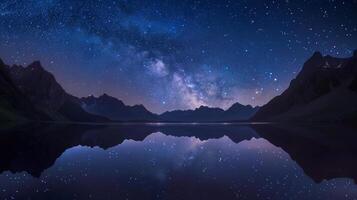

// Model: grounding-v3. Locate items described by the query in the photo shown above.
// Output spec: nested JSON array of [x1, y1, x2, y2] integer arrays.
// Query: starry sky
[[0, 0, 356, 113]]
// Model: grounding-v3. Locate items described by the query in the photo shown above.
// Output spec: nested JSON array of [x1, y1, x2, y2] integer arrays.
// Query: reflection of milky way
[[1, 131, 357, 200], [1, 1, 357, 113]]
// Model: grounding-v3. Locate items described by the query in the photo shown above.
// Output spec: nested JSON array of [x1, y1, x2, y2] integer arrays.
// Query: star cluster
[[0, 0, 356, 113]]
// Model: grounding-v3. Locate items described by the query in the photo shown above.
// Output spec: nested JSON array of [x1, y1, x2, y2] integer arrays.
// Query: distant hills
[[0, 58, 257, 122], [252, 50, 357, 122], [80, 94, 158, 121], [159, 103, 258, 122], [1, 50, 356, 123], [79, 94, 258, 122]]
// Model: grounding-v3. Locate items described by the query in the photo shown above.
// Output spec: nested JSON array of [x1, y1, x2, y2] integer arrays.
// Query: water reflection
[[0, 123, 356, 199], [254, 124, 357, 184]]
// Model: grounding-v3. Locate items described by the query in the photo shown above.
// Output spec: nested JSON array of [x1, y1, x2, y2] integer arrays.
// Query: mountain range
[[159, 103, 258, 122], [253, 50, 357, 122], [79, 93, 258, 122], [0, 59, 107, 122], [1, 50, 356, 123], [80, 94, 158, 121], [0, 58, 257, 122]]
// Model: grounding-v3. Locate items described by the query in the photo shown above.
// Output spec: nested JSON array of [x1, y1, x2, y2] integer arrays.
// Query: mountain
[[252, 50, 357, 122], [0, 59, 49, 121], [80, 94, 158, 121], [80, 94, 257, 122], [0, 59, 107, 122], [8, 62, 69, 120], [1, 58, 257, 122], [159, 106, 225, 122], [159, 103, 258, 122], [224, 102, 259, 120]]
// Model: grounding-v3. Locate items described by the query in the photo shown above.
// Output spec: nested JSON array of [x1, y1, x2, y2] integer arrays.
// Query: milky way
[[0, 0, 356, 113]]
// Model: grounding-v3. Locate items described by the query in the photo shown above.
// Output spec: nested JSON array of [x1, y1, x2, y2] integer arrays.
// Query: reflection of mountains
[[253, 124, 357, 183], [0, 124, 257, 177], [1, 123, 357, 183]]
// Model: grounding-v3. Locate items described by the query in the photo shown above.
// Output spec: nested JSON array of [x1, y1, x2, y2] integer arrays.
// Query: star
[[0, 0, 355, 112]]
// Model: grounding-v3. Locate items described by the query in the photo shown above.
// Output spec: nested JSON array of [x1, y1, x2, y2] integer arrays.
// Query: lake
[[0, 123, 357, 200]]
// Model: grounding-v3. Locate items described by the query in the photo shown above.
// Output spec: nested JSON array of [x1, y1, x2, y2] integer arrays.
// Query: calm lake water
[[0, 123, 357, 200]]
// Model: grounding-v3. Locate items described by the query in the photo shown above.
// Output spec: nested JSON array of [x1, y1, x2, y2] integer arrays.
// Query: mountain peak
[[195, 105, 217, 111], [252, 50, 357, 122], [297, 51, 326, 77], [28, 61, 44, 71], [228, 102, 244, 108], [100, 93, 110, 98], [312, 51, 323, 58], [227, 102, 255, 111], [132, 104, 146, 109], [197, 105, 207, 109], [307, 51, 324, 64], [98, 93, 122, 102], [92, 93, 125, 107], [80, 94, 156, 121]]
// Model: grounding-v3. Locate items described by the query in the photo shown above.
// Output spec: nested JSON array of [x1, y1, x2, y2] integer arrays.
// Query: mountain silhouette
[[80, 93, 257, 122], [0, 60, 108, 122], [80, 94, 158, 121], [223, 102, 259, 120], [252, 50, 357, 122], [1, 58, 256, 122], [159, 104, 258, 122], [0, 59, 50, 120]]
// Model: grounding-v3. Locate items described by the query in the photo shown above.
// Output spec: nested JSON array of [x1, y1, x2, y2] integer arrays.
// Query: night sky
[[0, 0, 356, 113]]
